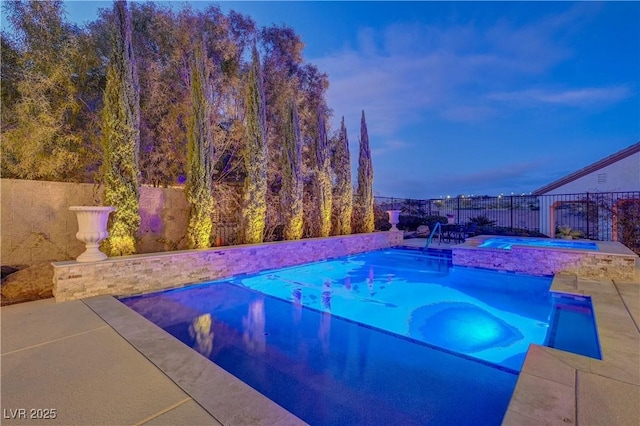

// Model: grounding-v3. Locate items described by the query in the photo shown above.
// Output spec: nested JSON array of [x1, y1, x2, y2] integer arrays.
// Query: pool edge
[[502, 274, 640, 425], [82, 295, 308, 426]]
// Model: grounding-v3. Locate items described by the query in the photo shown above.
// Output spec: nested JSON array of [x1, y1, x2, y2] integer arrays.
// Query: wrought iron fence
[[213, 222, 239, 246], [375, 192, 640, 252]]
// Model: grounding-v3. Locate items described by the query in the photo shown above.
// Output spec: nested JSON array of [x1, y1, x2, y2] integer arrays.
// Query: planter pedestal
[[386, 210, 401, 231], [70, 206, 115, 262]]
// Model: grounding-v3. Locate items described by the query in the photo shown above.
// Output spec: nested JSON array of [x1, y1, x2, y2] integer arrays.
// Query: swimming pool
[[121, 248, 600, 425], [479, 237, 599, 251], [230, 248, 552, 371]]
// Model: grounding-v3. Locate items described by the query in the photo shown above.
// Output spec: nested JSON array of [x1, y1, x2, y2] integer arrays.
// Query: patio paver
[[0, 298, 222, 426]]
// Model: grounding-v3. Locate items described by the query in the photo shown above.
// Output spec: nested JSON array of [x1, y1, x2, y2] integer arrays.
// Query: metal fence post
[[510, 196, 514, 230], [586, 192, 590, 238]]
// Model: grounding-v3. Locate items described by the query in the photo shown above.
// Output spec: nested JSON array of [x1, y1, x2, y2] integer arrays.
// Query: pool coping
[[87, 270, 639, 426], [501, 273, 639, 425], [82, 295, 308, 425], [458, 235, 637, 257], [453, 235, 638, 281]]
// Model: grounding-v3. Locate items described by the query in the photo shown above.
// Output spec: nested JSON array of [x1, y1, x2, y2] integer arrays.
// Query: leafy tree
[[1, 1, 83, 180], [1, 35, 21, 125], [259, 25, 306, 239], [129, 2, 188, 187], [201, 6, 255, 189], [355, 110, 374, 233], [241, 45, 268, 243], [281, 95, 304, 240], [331, 116, 353, 235], [101, 0, 141, 256], [297, 63, 330, 237]]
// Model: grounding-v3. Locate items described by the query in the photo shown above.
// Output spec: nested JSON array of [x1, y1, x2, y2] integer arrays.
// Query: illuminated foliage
[[314, 106, 332, 237], [241, 46, 268, 244], [259, 26, 303, 241], [281, 95, 304, 240], [296, 64, 331, 238], [185, 40, 215, 249], [2, 3, 347, 247], [1, 1, 82, 181], [101, 0, 141, 256], [332, 116, 353, 235], [356, 110, 374, 233]]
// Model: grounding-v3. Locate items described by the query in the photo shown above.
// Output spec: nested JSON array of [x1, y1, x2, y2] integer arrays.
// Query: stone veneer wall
[[452, 246, 636, 280], [52, 231, 404, 302]]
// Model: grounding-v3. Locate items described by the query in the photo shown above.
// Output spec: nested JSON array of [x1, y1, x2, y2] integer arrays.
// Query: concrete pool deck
[[1, 245, 638, 425]]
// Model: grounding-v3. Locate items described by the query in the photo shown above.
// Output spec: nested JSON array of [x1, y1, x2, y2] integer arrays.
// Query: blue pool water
[[545, 293, 602, 359], [121, 248, 601, 425], [479, 237, 599, 251], [232, 249, 552, 372]]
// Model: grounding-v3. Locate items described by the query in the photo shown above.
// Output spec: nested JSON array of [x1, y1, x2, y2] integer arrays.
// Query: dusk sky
[[60, 1, 640, 198]]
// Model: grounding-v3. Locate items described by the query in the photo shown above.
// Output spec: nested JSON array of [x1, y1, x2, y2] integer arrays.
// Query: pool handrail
[[424, 222, 441, 250]]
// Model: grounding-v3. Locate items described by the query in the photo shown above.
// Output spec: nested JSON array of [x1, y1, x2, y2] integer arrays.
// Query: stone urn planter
[[386, 210, 401, 231], [70, 206, 115, 262]]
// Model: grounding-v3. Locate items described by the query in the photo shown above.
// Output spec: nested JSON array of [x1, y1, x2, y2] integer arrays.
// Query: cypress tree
[[282, 95, 304, 240], [241, 46, 268, 244], [185, 40, 214, 249], [101, 0, 140, 256], [356, 110, 374, 233], [332, 116, 353, 235], [315, 106, 332, 237]]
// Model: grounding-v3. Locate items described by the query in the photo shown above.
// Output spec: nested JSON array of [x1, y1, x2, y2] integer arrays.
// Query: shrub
[[395, 214, 447, 231], [468, 216, 497, 227], [374, 205, 391, 231], [476, 226, 548, 238]]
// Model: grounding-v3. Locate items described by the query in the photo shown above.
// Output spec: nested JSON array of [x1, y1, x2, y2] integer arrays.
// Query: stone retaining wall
[[453, 245, 636, 280], [52, 231, 403, 302]]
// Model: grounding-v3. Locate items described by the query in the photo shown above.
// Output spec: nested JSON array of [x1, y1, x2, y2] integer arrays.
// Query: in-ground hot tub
[[479, 237, 599, 251], [454, 236, 637, 280]]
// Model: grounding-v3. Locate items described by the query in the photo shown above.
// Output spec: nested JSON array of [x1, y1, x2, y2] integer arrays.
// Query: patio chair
[[461, 223, 478, 241]]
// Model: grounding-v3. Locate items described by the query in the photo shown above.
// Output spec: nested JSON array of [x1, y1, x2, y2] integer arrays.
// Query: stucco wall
[[545, 151, 640, 194], [52, 231, 404, 302], [1, 178, 190, 265]]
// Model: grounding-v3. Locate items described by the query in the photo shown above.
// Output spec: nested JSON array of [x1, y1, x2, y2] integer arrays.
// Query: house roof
[[532, 141, 640, 195]]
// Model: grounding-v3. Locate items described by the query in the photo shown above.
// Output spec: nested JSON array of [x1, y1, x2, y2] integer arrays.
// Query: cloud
[[312, 4, 603, 138], [440, 106, 497, 123], [487, 86, 633, 107], [371, 139, 411, 156], [305, 3, 636, 199]]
